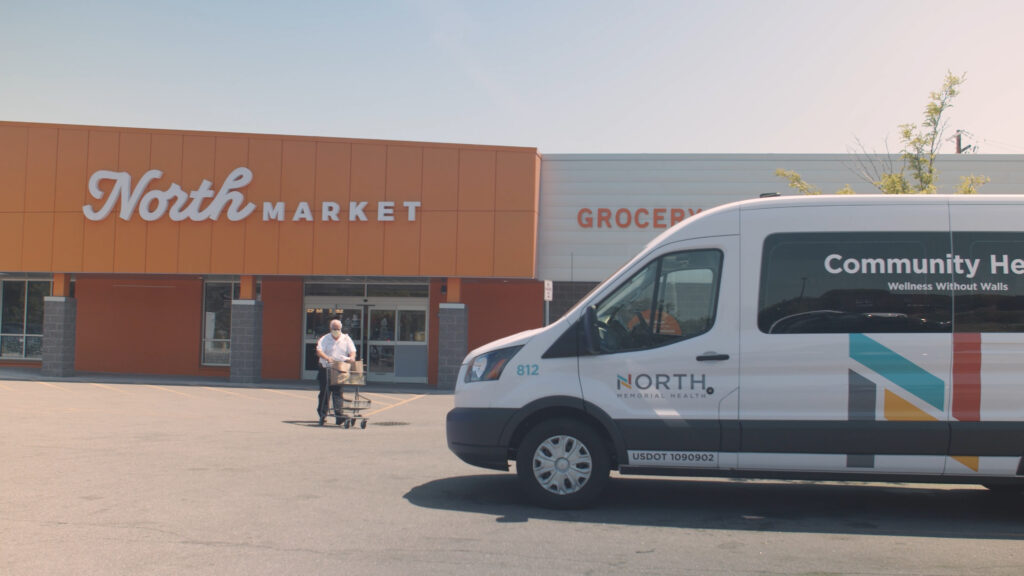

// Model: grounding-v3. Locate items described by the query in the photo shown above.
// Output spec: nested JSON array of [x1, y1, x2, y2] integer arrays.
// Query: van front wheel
[[516, 418, 610, 509]]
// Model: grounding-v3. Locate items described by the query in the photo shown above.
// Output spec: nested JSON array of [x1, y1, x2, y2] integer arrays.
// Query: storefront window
[[398, 310, 426, 342], [367, 284, 429, 298], [370, 310, 396, 341], [1, 280, 51, 359], [305, 306, 348, 340], [202, 281, 241, 366], [304, 283, 365, 297]]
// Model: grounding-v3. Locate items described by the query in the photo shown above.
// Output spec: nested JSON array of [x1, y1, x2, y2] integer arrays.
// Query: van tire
[[515, 418, 610, 509]]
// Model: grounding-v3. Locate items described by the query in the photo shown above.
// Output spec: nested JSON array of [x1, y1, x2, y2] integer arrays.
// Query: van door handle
[[696, 353, 730, 361]]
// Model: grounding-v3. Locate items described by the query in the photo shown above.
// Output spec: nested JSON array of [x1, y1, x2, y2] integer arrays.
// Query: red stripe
[[953, 333, 982, 422]]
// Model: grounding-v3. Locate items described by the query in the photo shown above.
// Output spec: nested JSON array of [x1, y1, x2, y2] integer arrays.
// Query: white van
[[446, 195, 1024, 508]]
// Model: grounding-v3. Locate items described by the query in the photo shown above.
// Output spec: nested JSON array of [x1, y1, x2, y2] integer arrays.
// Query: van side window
[[758, 232, 952, 334], [953, 232, 1024, 332], [592, 250, 722, 353]]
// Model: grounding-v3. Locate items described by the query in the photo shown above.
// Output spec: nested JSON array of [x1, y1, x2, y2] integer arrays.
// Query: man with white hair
[[315, 318, 357, 425]]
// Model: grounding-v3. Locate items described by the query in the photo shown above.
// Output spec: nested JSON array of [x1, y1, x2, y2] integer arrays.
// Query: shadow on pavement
[[405, 473, 1024, 538], [282, 420, 378, 429]]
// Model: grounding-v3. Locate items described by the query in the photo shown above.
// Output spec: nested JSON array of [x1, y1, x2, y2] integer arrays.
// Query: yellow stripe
[[263, 388, 310, 400], [364, 394, 424, 417], [150, 385, 194, 397], [202, 386, 256, 399], [362, 392, 400, 406], [35, 380, 69, 391], [0, 381, 15, 391], [92, 383, 130, 394]]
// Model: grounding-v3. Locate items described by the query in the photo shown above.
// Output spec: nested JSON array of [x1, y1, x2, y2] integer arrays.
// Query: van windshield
[[558, 249, 655, 323]]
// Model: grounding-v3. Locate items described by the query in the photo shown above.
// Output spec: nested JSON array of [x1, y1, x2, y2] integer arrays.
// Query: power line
[[947, 130, 1024, 154], [977, 138, 1024, 154]]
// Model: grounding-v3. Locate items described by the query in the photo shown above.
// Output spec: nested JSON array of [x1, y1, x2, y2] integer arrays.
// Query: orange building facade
[[0, 121, 543, 386]]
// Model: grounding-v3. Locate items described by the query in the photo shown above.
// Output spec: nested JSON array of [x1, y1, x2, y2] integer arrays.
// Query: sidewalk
[[0, 365, 451, 394]]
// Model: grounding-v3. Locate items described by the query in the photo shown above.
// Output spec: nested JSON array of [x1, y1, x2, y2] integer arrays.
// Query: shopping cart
[[327, 360, 370, 429]]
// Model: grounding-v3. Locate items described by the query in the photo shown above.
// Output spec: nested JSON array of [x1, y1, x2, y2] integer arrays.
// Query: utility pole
[[954, 130, 974, 154]]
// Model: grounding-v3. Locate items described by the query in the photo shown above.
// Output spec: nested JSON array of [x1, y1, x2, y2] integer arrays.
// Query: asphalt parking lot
[[3, 373, 1024, 576]]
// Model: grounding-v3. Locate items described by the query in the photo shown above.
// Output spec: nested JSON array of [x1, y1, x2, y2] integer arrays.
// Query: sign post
[[543, 280, 553, 325]]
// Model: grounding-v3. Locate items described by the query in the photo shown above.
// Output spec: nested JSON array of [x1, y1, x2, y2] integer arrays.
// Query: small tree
[[956, 174, 990, 195], [777, 71, 987, 195], [884, 71, 964, 194], [775, 169, 821, 195]]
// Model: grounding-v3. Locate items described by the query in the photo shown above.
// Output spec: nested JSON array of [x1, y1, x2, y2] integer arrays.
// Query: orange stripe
[[951, 455, 980, 472], [884, 390, 937, 421]]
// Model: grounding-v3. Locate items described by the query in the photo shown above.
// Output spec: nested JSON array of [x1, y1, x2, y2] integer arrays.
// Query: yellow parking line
[[364, 394, 424, 417], [203, 386, 261, 399], [92, 383, 130, 394], [362, 392, 401, 405], [264, 388, 310, 400], [150, 385, 195, 397], [0, 381, 14, 391], [35, 380, 69, 391]]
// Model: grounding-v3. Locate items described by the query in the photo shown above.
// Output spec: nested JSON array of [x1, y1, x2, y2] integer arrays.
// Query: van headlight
[[465, 346, 523, 383]]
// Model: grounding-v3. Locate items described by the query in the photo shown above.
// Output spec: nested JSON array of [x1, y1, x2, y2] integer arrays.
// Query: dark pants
[[317, 365, 342, 422]]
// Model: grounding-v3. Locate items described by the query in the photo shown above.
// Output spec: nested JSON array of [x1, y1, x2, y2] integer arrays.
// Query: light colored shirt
[[316, 332, 357, 368]]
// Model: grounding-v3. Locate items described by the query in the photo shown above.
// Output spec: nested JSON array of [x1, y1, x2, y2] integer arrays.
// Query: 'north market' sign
[[84, 167, 421, 223]]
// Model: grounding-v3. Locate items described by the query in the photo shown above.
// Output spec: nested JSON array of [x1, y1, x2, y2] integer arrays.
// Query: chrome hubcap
[[532, 434, 592, 495]]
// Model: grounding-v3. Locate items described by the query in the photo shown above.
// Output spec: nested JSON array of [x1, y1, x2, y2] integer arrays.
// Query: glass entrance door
[[302, 296, 428, 384], [303, 298, 363, 380], [366, 304, 428, 383], [366, 301, 425, 381]]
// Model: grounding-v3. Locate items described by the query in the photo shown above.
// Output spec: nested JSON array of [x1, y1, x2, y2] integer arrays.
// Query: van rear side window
[[758, 232, 952, 334], [953, 232, 1024, 332]]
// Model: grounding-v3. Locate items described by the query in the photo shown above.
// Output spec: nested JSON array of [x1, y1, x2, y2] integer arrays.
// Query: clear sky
[[2, 0, 1023, 154]]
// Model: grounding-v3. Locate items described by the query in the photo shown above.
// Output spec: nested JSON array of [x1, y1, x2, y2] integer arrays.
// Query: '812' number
[[515, 364, 539, 376]]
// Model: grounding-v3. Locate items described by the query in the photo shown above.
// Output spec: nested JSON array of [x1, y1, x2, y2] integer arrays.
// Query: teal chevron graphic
[[849, 333, 945, 411]]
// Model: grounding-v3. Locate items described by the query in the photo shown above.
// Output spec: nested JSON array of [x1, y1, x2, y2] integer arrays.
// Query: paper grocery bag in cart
[[328, 360, 350, 385], [348, 360, 366, 386]]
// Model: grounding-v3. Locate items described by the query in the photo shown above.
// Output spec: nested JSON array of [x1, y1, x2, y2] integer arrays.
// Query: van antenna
[[571, 251, 578, 356]]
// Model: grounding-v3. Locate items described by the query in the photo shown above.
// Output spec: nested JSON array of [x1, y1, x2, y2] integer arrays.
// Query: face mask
[[331, 329, 342, 338]]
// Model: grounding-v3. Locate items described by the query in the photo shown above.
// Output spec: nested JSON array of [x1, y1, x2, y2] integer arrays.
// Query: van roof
[[736, 193, 1024, 211], [648, 193, 1024, 248]]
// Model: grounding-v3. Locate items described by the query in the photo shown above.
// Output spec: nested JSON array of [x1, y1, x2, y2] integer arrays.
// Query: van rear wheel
[[516, 418, 610, 509]]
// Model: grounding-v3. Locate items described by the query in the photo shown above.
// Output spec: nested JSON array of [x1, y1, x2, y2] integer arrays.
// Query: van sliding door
[[948, 202, 1024, 478], [739, 202, 952, 477]]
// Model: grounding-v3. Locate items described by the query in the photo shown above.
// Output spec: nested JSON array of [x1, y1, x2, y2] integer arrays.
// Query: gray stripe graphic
[[848, 369, 876, 468]]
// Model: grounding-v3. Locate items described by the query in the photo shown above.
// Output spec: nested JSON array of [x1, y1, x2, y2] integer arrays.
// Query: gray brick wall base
[[437, 304, 468, 390], [229, 300, 263, 384], [41, 297, 77, 377]]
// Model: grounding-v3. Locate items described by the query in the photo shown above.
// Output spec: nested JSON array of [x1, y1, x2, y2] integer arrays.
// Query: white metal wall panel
[[537, 154, 1024, 282]]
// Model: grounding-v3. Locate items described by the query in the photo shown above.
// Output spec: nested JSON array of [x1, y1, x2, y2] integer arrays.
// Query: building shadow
[[404, 473, 1024, 538]]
